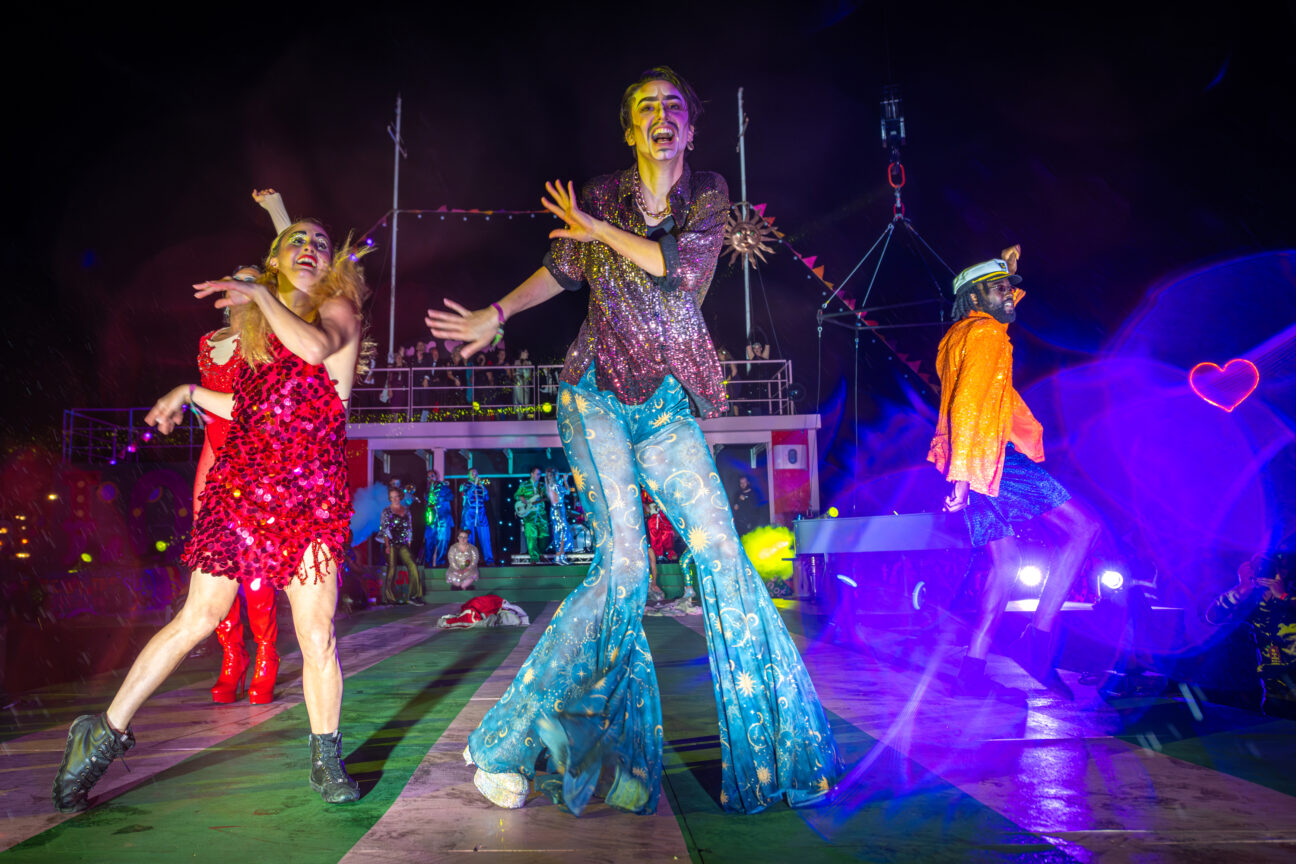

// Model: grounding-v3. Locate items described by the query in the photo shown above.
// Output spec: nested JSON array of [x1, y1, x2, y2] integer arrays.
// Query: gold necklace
[[633, 167, 672, 220]]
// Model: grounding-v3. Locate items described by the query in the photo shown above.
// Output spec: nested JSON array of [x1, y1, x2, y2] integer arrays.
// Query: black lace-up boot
[[309, 730, 360, 803], [52, 714, 135, 812]]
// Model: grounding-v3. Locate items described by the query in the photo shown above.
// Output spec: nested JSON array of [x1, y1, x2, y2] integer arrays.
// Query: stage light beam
[[1017, 565, 1044, 587], [1100, 569, 1125, 590]]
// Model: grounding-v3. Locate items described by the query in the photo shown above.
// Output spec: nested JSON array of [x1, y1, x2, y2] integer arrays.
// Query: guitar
[[515, 494, 543, 519]]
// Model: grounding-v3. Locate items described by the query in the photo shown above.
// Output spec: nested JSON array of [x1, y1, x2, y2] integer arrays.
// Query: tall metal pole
[[737, 88, 751, 343], [387, 95, 406, 363]]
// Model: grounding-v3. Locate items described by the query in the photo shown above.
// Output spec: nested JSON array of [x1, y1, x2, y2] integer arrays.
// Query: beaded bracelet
[[490, 302, 506, 347]]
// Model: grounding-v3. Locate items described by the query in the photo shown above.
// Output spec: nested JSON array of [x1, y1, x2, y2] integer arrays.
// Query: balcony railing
[[62, 407, 206, 465], [62, 359, 795, 463]]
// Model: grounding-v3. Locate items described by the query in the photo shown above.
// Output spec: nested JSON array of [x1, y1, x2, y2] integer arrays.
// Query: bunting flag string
[[354, 199, 940, 393], [752, 202, 940, 393], [357, 206, 559, 247]]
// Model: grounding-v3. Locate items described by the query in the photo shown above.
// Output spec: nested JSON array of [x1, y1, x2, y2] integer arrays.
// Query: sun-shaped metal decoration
[[723, 204, 777, 268]]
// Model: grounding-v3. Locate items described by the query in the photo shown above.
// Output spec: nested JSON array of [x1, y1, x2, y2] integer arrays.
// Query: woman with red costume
[[195, 268, 281, 704], [53, 218, 371, 811], [198, 189, 292, 705]]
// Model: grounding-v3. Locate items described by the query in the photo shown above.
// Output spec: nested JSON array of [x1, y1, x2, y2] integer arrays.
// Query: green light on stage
[[80, 552, 93, 563], [740, 525, 795, 580], [826, 506, 839, 518], [542, 403, 553, 414], [155, 540, 169, 552]]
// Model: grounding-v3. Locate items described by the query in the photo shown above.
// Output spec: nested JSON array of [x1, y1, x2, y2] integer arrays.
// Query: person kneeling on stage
[[929, 246, 1099, 699], [1204, 551, 1296, 719], [446, 530, 482, 591], [381, 485, 426, 606]]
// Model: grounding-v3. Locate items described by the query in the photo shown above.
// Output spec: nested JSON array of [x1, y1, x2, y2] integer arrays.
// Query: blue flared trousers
[[468, 368, 840, 815]]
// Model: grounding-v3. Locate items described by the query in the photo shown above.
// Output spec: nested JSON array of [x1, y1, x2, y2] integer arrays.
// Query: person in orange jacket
[[929, 246, 1099, 699]]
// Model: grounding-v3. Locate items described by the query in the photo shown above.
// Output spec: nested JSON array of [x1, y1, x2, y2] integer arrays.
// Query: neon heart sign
[[1189, 359, 1259, 412]]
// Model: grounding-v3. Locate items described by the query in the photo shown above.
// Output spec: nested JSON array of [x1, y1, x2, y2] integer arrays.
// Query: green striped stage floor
[[3, 600, 1295, 862]]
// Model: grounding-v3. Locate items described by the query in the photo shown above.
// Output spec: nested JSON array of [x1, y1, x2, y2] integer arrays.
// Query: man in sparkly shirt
[[428, 66, 839, 817], [929, 247, 1099, 699]]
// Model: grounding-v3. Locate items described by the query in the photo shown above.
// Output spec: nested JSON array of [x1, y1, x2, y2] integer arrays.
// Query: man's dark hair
[[619, 66, 703, 135]]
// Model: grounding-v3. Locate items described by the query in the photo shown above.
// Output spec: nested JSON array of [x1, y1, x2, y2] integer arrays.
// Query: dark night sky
[[6, 2, 1295, 453]]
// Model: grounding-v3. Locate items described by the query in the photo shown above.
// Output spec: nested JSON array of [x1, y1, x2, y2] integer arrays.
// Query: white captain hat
[[952, 258, 1022, 295]]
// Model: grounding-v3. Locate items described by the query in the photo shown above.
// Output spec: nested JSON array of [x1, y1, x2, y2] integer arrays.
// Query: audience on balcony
[[363, 340, 785, 418]]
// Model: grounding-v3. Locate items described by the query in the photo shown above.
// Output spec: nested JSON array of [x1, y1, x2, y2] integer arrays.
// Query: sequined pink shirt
[[544, 163, 730, 418]]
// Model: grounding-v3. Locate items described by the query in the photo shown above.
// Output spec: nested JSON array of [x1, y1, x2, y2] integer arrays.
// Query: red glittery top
[[197, 330, 240, 451], [185, 334, 351, 587], [544, 163, 730, 418]]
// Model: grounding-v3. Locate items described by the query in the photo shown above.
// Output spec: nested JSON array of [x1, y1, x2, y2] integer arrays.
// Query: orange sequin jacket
[[927, 294, 1044, 497]]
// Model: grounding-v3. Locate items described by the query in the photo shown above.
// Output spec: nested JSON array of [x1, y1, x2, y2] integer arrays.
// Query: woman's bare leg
[[282, 548, 342, 734], [105, 571, 240, 731]]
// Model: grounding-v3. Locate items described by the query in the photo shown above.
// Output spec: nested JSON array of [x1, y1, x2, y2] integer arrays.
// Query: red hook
[[888, 162, 906, 189]]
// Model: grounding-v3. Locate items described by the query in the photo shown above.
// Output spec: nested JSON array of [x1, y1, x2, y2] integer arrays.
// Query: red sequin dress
[[185, 334, 351, 587]]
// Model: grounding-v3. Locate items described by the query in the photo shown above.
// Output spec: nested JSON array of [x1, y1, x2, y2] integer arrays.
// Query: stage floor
[[2, 601, 1294, 862]]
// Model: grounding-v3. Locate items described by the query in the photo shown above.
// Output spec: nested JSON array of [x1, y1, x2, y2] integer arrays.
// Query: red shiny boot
[[246, 580, 280, 705], [211, 596, 249, 703]]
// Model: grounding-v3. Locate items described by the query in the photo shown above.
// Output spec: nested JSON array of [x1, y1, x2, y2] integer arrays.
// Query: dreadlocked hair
[[951, 284, 985, 321], [233, 220, 375, 376]]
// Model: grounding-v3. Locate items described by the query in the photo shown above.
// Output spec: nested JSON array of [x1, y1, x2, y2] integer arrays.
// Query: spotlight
[[835, 574, 857, 588], [80, 552, 93, 563], [141, 431, 152, 442], [154, 540, 168, 552], [826, 507, 839, 518], [47, 493, 58, 500], [1100, 569, 1125, 590], [1017, 565, 1044, 587]]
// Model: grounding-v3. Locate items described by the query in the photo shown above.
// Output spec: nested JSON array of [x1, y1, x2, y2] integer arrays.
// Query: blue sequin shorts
[[964, 446, 1071, 547]]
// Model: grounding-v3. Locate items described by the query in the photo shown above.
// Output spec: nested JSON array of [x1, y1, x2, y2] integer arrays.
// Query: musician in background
[[515, 468, 550, 564], [545, 466, 573, 565], [424, 469, 454, 567], [460, 468, 494, 566]]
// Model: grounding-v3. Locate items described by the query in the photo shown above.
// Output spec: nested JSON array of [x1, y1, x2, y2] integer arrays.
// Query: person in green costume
[[514, 467, 550, 563]]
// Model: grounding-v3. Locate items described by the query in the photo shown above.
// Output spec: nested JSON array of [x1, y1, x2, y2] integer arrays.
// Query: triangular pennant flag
[[906, 360, 922, 372], [803, 256, 817, 270], [842, 297, 856, 309], [435, 205, 448, 212], [812, 265, 826, 280], [753, 203, 767, 216]]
